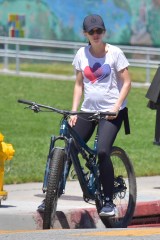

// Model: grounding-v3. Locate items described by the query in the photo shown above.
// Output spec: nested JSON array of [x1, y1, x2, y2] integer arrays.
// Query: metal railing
[[0, 36, 160, 83]]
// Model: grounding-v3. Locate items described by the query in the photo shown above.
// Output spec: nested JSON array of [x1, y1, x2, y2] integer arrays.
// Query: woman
[[69, 14, 131, 217]]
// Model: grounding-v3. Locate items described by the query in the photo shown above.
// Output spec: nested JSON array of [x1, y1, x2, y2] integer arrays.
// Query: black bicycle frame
[[67, 124, 101, 200], [43, 117, 101, 201]]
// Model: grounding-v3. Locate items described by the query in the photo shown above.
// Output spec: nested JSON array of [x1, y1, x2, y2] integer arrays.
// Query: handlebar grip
[[100, 111, 117, 116], [106, 112, 117, 116], [17, 99, 35, 105]]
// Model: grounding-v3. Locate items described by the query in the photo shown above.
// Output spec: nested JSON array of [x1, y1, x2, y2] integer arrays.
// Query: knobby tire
[[97, 146, 137, 228], [43, 148, 65, 229]]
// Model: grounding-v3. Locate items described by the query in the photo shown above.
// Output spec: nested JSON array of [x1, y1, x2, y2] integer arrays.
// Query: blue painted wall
[[0, 0, 159, 46]]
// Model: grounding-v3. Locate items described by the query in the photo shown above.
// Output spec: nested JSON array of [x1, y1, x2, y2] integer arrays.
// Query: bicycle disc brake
[[113, 175, 127, 199]]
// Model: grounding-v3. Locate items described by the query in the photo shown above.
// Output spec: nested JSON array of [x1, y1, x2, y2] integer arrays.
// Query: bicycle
[[18, 99, 137, 229]]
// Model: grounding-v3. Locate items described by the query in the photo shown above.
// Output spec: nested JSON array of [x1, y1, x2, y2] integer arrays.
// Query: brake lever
[[31, 104, 40, 113], [25, 104, 40, 113], [88, 112, 100, 121]]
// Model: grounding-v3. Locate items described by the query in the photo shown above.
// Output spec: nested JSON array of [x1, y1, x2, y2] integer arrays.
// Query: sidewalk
[[0, 69, 150, 88], [0, 176, 160, 230]]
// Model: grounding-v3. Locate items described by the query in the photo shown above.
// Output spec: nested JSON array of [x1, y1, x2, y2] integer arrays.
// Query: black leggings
[[73, 108, 125, 200]]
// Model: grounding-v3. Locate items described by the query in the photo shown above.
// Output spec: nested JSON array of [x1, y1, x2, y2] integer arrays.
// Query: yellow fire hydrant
[[0, 133, 15, 204]]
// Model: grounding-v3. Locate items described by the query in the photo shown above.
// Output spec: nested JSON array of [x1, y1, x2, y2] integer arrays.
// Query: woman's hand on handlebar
[[69, 115, 78, 127], [106, 107, 119, 120]]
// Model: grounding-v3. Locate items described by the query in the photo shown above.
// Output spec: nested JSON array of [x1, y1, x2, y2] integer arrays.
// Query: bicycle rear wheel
[[99, 146, 137, 228], [43, 147, 65, 229]]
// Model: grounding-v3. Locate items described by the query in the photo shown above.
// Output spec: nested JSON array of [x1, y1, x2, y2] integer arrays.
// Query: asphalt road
[[0, 228, 160, 240]]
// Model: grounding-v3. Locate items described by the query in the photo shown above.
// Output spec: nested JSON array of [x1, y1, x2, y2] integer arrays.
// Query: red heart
[[84, 66, 97, 83]]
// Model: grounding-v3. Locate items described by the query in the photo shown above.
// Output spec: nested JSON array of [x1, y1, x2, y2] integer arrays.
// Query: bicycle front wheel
[[43, 148, 65, 229], [100, 146, 137, 228]]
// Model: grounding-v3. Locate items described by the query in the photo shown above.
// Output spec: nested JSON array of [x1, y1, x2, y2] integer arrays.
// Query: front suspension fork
[[42, 135, 56, 192]]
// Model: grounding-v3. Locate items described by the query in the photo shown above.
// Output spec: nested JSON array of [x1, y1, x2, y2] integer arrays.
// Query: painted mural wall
[[0, 0, 160, 47]]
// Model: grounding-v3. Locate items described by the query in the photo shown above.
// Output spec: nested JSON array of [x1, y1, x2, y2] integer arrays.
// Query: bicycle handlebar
[[17, 99, 117, 117], [18, 99, 34, 105]]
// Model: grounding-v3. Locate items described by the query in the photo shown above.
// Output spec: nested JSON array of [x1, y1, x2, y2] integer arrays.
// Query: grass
[[0, 75, 74, 184], [0, 67, 160, 184], [0, 62, 157, 82], [0, 62, 75, 76], [129, 67, 156, 83]]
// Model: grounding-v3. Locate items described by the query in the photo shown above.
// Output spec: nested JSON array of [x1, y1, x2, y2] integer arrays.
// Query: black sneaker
[[99, 201, 116, 217], [37, 199, 45, 213]]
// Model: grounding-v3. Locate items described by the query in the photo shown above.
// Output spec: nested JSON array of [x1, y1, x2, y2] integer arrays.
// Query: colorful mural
[[0, 0, 160, 46], [8, 14, 25, 37]]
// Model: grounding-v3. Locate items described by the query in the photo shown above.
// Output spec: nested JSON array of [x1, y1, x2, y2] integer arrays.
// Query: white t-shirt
[[72, 44, 129, 112]]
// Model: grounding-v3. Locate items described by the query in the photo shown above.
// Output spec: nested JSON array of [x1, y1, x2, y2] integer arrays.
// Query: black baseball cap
[[83, 14, 106, 32]]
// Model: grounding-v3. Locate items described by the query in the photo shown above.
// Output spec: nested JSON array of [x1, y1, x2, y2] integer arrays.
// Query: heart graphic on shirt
[[84, 63, 111, 83]]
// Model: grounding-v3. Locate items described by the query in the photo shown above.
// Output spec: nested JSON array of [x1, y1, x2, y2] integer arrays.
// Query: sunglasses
[[88, 28, 104, 35]]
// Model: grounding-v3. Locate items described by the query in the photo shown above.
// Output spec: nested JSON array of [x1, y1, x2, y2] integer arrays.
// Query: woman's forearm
[[115, 80, 131, 110], [71, 70, 83, 111], [115, 68, 131, 110], [72, 84, 83, 111]]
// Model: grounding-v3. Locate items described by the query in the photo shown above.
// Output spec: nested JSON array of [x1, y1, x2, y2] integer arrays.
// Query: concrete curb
[[33, 200, 160, 229], [0, 178, 160, 230], [0, 201, 160, 230], [131, 200, 160, 227], [36, 208, 104, 229]]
